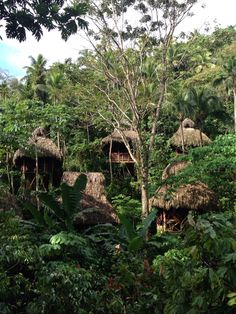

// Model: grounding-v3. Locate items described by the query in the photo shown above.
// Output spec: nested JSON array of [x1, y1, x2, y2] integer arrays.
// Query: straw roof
[[182, 118, 195, 129], [150, 182, 217, 212], [170, 127, 211, 149], [13, 133, 62, 164], [102, 129, 138, 145], [31, 127, 47, 138], [62, 172, 119, 225], [162, 160, 189, 180]]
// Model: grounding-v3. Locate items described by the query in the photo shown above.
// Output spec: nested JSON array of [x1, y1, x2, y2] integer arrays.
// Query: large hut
[[101, 129, 138, 164], [13, 127, 63, 190], [170, 118, 211, 153], [62, 172, 119, 226]]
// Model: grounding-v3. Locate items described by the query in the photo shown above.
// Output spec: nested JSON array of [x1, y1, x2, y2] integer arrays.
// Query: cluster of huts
[[11, 119, 217, 231]]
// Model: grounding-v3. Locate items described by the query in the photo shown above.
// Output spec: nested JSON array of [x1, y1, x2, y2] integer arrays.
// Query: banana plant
[[118, 209, 157, 252], [25, 174, 87, 231]]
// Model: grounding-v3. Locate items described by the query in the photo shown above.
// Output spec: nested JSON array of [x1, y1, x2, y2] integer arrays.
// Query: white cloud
[[2, 29, 91, 76]]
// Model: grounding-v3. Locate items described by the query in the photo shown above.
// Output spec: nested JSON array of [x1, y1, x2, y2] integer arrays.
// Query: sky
[[0, 0, 235, 79]]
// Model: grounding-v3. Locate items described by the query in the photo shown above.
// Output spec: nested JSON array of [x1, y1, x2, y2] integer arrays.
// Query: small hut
[[101, 129, 138, 164], [170, 118, 211, 153], [62, 172, 119, 226], [162, 160, 189, 180], [13, 128, 63, 190]]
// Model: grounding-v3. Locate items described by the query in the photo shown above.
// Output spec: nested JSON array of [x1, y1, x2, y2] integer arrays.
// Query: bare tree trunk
[[57, 131, 60, 150], [234, 89, 236, 133], [35, 145, 40, 211], [109, 139, 113, 183], [6, 151, 11, 191], [138, 142, 149, 217], [180, 120, 185, 153], [140, 165, 149, 218]]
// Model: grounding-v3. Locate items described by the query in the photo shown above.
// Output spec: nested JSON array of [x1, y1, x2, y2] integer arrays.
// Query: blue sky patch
[[0, 42, 25, 78]]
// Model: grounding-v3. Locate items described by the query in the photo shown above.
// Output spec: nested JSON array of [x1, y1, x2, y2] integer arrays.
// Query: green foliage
[[0, 1, 88, 42], [27, 174, 87, 230], [165, 134, 236, 210], [153, 211, 236, 313], [118, 209, 157, 252], [27, 262, 93, 314], [112, 194, 141, 224]]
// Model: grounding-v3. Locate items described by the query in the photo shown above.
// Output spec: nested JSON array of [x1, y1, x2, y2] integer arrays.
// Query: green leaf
[[73, 174, 87, 209], [24, 202, 44, 226], [128, 236, 144, 252], [139, 209, 157, 238], [39, 192, 64, 220], [118, 213, 136, 241]]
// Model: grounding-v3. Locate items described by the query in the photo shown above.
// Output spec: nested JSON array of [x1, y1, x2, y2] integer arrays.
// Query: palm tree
[[0, 81, 10, 101], [171, 89, 194, 153], [214, 56, 236, 132], [47, 70, 65, 105], [185, 87, 223, 145], [24, 54, 48, 102], [46, 69, 66, 150]]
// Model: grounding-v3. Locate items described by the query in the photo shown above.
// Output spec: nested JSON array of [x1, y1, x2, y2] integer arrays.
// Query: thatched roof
[[162, 160, 189, 180], [170, 127, 211, 149], [102, 129, 138, 145], [182, 118, 195, 129], [13, 134, 62, 164], [62, 172, 119, 225], [150, 182, 217, 212], [31, 127, 47, 138]]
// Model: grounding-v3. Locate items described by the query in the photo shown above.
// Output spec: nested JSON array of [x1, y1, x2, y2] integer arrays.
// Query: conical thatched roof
[[162, 160, 189, 180], [62, 172, 119, 226], [13, 132, 62, 165], [170, 127, 211, 149], [182, 118, 195, 129], [150, 182, 217, 212], [102, 129, 138, 145]]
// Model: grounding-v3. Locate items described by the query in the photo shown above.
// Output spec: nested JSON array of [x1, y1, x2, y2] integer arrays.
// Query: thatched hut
[[150, 182, 217, 231], [101, 129, 138, 164], [162, 160, 189, 180], [62, 172, 119, 226], [170, 118, 211, 153], [13, 128, 62, 190]]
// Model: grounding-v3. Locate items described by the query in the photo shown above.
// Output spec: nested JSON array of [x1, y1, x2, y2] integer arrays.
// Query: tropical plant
[[24, 54, 48, 102], [26, 174, 87, 231], [185, 87, 225, 143], [0, 1, 88, 42], [214, 56, 236, 132], [118, 209, 157, 252], [153, 211, 236, 313]]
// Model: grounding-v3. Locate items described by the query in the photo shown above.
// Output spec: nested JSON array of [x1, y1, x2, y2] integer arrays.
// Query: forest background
[[0, 0, 236, 313]]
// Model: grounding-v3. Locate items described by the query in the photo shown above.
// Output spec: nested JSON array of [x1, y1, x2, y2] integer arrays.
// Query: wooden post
[[109, 139, 113, 182]]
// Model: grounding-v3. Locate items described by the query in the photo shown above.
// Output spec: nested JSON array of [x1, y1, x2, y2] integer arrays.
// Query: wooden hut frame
[[13, 129, 62, 191], [150, 182, 218, 231], [102, 129, 138, 164]]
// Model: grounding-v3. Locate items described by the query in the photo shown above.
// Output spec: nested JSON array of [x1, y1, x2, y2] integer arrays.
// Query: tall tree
[[85, 0, 198, 217], [214, 56, 236, 132], [24, 54, 48, 102], [170, 89, 194, 153], [185, 87, 223, 144]]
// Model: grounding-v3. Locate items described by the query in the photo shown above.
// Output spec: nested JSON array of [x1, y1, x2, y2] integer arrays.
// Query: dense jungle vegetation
[[0, 1, 236, 313]]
